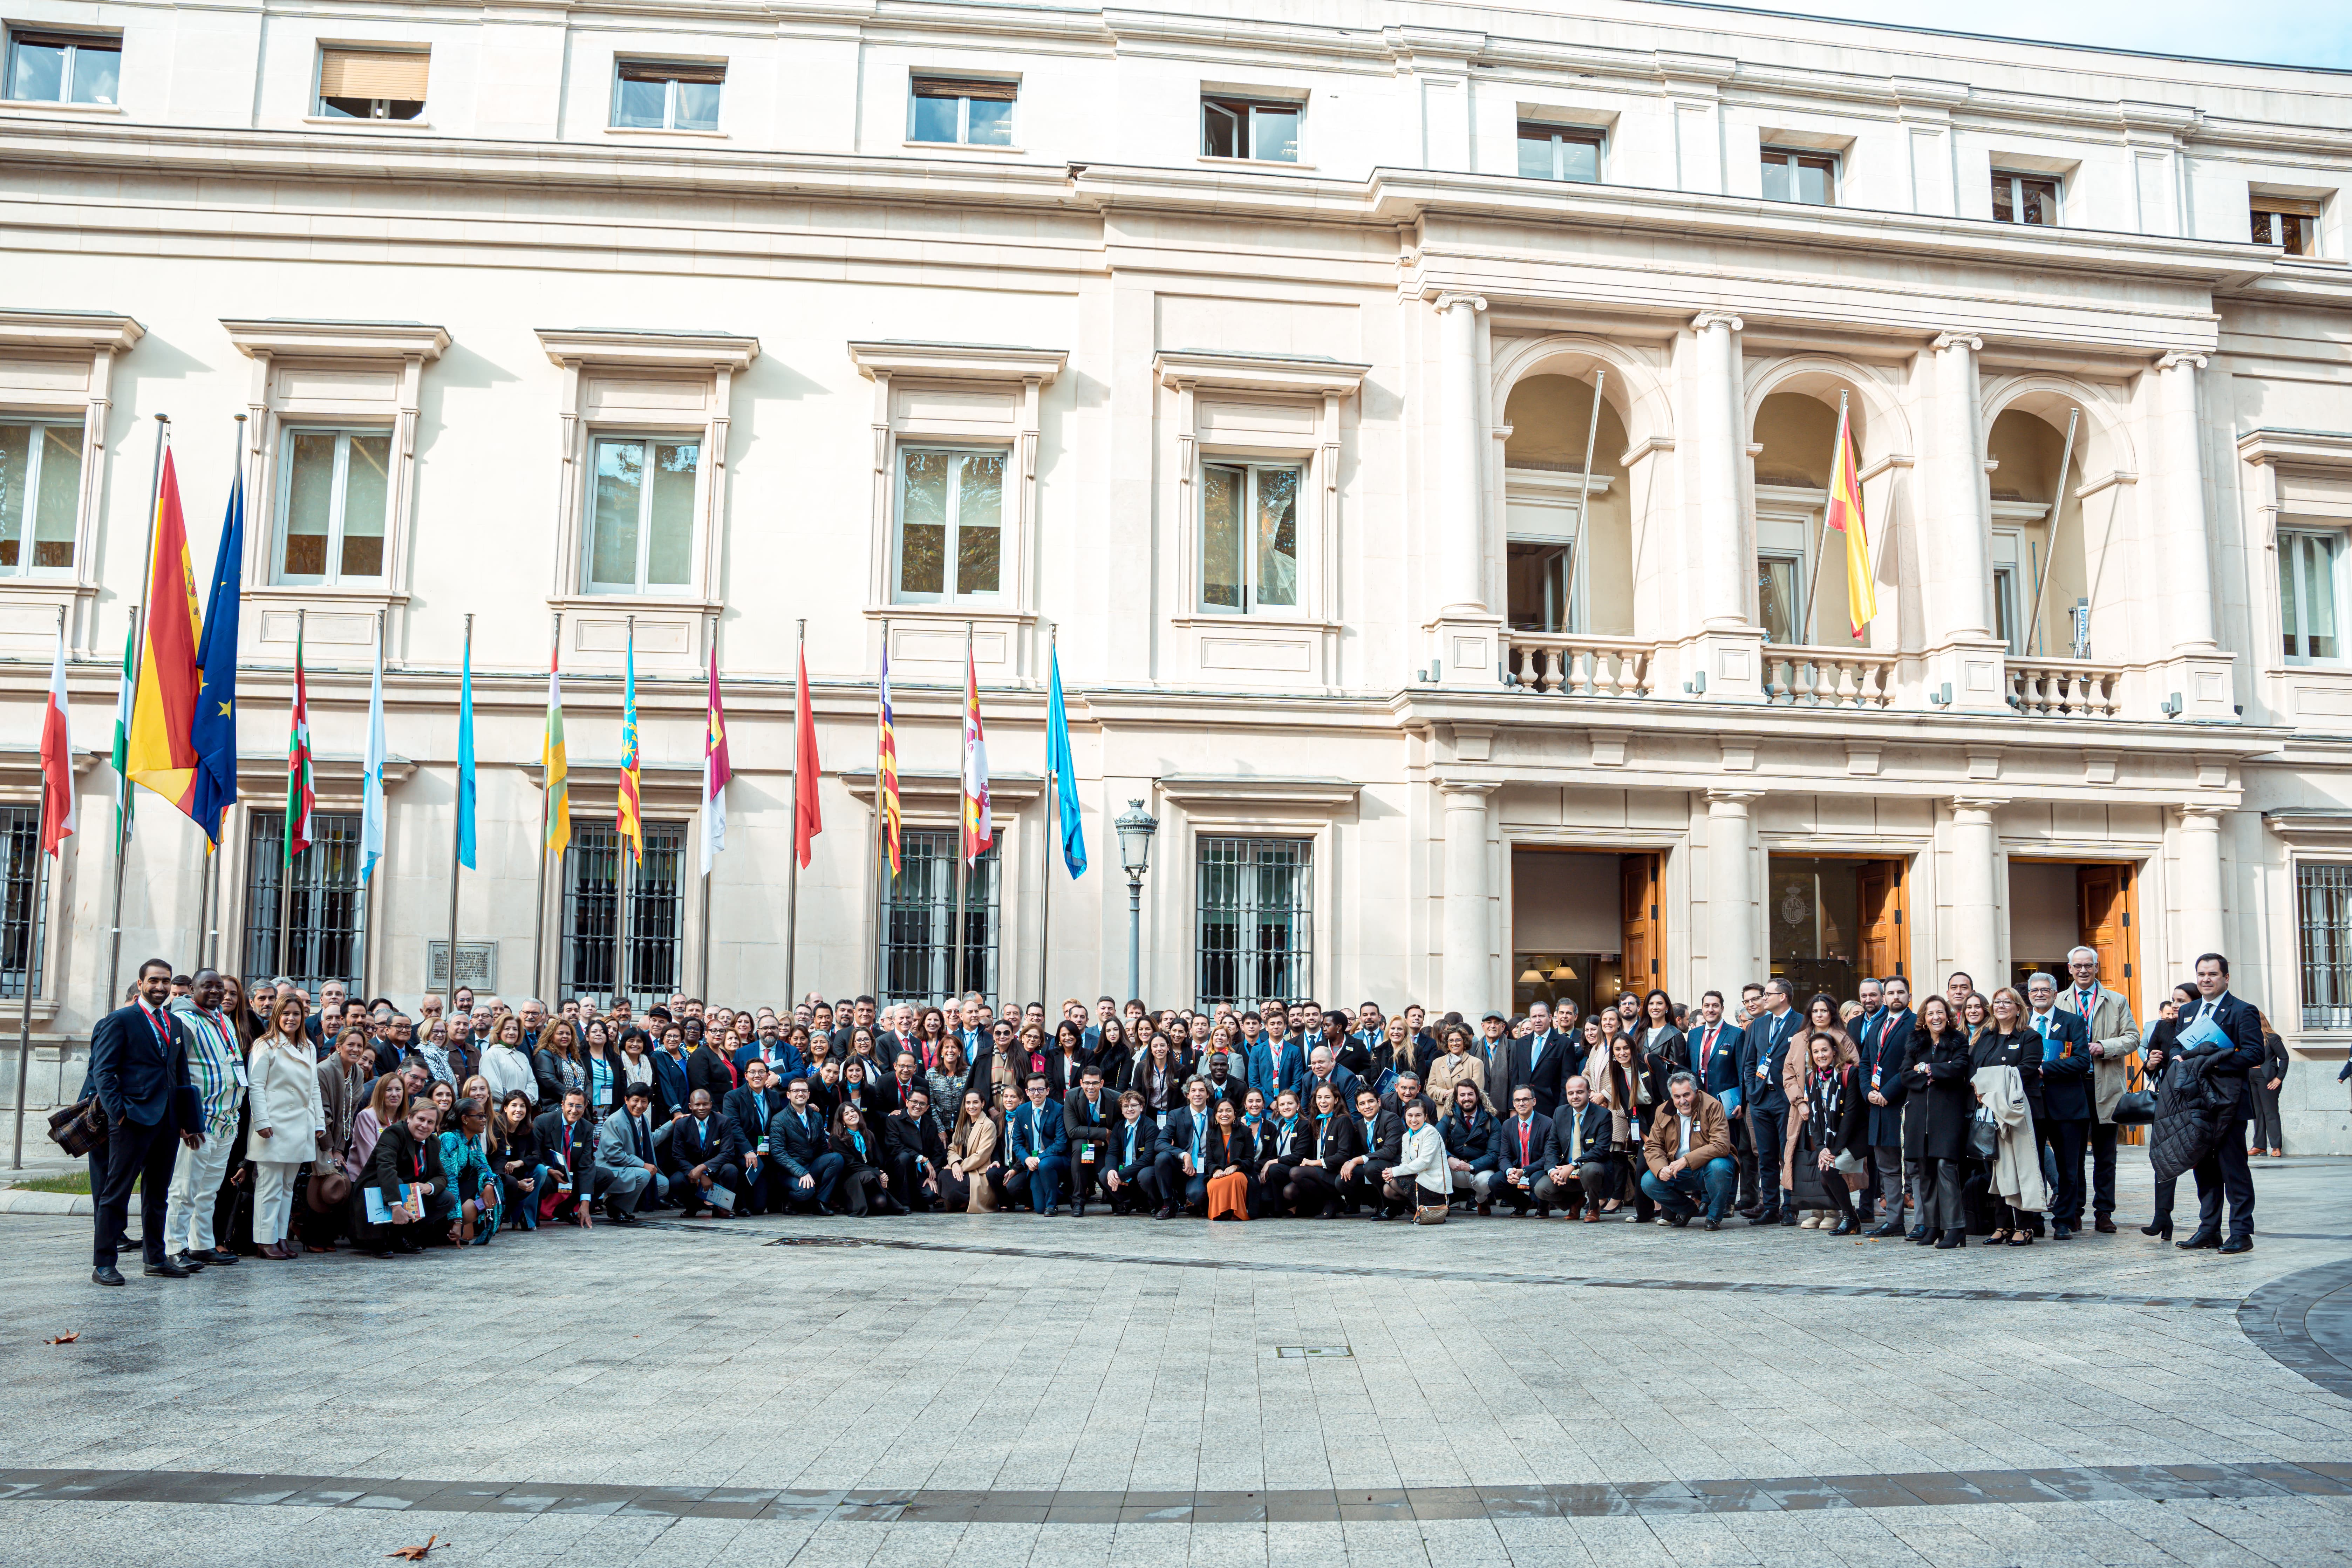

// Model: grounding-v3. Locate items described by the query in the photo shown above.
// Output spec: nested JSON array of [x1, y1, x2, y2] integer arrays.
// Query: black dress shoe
[[144, 1259, 193, 1278], [2177, 1229, 2222, 1250], [1703, 1217, 1720, 1231], [2094, 1217, 2116, 1234], [2220, 1235, 2255, 1254], [199, 1247, 239, 1264], [1830, 1216, 1856, 1236], [1778, 1210, 1799, 1226], [2142, 1220, 2173, 1240], [1865, 1220, 1903, 1239], [91, 1266, 125, 1286], [2051, 1223, 2074, 1240], [1906, 1225, 1929, 1242], [172, 1250, 208, 1270], [1071, 1205, 1086, 1218]]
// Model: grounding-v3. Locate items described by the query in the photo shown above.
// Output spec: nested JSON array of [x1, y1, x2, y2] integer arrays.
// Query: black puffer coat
[[2148, 1042, 2242, 1185]]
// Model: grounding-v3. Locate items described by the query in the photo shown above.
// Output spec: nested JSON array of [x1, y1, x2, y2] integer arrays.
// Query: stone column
[[2143, 352, 2236, 721], [1685, 313, 1766, 700], [1429, 293, 1501, 686], [1440, 782, 1497, 1007], [2175, 805, 2227, 964], [1706, 790, 1759, 987], [1947, 798, 2002, 988], [1921, 333, 2005, 711]]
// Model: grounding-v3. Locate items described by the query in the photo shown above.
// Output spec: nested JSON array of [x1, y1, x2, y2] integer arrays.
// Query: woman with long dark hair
[[1801, 1031, 1868, 1235], [1905, 996, 1977, 1249], [1639, 989, 1688, 1072]]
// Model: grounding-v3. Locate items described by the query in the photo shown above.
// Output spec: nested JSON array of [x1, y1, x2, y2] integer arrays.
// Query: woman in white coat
[[248, 994, 327, 1260], [1382, 1099, 1454, 1220]]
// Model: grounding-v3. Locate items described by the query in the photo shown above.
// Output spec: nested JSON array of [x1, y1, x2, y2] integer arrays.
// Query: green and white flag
[[110, 627, 136, 848]]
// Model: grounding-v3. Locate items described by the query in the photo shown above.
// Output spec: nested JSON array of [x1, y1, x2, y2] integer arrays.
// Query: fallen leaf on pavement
[[384, 1535, 440, 1560], [42, 1332, 77, 1345]]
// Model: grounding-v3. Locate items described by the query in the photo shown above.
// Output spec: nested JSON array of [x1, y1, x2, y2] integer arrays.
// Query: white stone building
[[1, 0, 2349, 1147]]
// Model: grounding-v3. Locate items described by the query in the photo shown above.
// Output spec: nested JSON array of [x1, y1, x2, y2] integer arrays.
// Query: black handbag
[[2109, 1090, 2156, 1126], [1967, 1110, 2000, 1161]]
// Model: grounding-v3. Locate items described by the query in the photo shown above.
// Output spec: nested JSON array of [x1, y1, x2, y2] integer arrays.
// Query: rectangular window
[[2298, 862, 2352, 1030], [612, 59, 724, 132], [1197, 837, 1312, 1012], [2281, 527, 2341, 663], [1200, 461, 1300, 614], [878, 829, 999, 1007], [909, 74, 1015, 146], [0, 419, 82, 574], [1515, 122, 1602, 184], [0, 806, 47, 1001], [2253, 200, 2321, 257], [1992, 563, 2024, 655], [275, 428, 390, 584], [1201, 95, 1299, 163], [1757, 551, 1801, 644], [5, 29, 119, 105], [1760, 148, 1836, 206], [1992, 172, 2060, 226], [585, 435, 697, 594], [244, 812, 366, 994], [1506, 540, 1573, 633], [894, 447, 1004, 602], [316, 47, 428, 120], [561, 822, 684, 1009]]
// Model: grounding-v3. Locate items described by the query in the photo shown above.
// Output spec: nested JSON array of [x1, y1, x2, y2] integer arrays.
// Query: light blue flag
[[360, 630, 387, 883], [456, 634, 477, 870], [1046, 642, 1085, 877]]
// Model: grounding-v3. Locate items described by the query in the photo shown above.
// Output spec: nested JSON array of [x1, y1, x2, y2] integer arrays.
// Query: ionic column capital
[[2156, 350, 2209, 374], [1930, 332, 1983, 354], [1432, 292, 1488, 315], [1691, 310, 1744, 334]]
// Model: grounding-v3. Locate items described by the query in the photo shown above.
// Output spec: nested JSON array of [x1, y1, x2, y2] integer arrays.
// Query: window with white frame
[[0, 418, 82, 575], [2297, 860, 2352, 1029], [894, 447, 1005, 602], [1992, 171, 2061, 226], [909, 75, 1015, 146], [2281, 526, 2342, 663], [1201, 94, 1299, 162], [585, 436, 698, 594], [5, 28, 118, 105], [612, 59, 723, 131], [1757, 551, 1802, 645], [1517, 122, 1602, 183], [1760, 148, 1836, 206], [1200, 461, 1300, 614], [316, 47, 427, 120], [1197, 836, 1312, 1012], [275, 427, 390, 584], [2253, 198, 2321, 257]]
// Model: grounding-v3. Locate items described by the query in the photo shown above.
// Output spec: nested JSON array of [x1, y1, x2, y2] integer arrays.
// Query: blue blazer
[[1856, 1011, 1914, 1145], [1440, 1105, 1500, 1173], [88, 1000, 193, 1130], [1004, 1098, 1068, 1163], [1743, 1010, 1805, 1112], [651, 1051, 691, 1120], [733, 1039, 807, 1084], [1690, 1020, 1747, 1107], [1247, 1038, 1307, 1103]]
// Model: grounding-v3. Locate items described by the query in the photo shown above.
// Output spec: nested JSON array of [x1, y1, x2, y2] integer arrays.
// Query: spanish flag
[[126, 445, 203, 815], [1825, 401, 1877, 636], [616, 624, 642, 861]]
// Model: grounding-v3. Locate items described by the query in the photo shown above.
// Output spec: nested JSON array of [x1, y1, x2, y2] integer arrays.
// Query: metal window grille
[[561, 822, 683, 1010], [0, 806, 46, 1000], [878, 829, 998, 1008], [2297, 862, 2352, 1030], [1196, 836, 1312, 1011], [245, 812, 366, 993]]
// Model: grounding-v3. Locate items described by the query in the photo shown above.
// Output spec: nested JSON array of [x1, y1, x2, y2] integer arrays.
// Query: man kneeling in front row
[[1639, 1071, 1737, 1229]]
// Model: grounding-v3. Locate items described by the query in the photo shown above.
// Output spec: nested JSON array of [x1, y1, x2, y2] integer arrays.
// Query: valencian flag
[[877, 647, 901, 876], [1826, 399, 1877, 636], [1045, 640, 1084, 878], [617, 625, 643, 861], [284, 622, 315, 868], [542, 643, 570, 862], [189, 464, 243, 846], [961, 647, 991, 864], [39, 622, 75, 856], [700, 642, 730, 876], [791, 634, 822, 870], [126, 445, 203, 815]]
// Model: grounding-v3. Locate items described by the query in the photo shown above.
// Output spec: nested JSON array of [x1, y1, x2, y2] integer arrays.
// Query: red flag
[[792, 638, 822, 870], [39, 625, 75, 856]]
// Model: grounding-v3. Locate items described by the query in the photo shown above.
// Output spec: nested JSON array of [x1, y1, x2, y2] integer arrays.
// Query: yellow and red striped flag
[[1824, 400, 1877, 636]]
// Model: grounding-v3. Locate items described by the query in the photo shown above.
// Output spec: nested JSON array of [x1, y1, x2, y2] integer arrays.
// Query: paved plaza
[[0, 1154, 2346, 1567]]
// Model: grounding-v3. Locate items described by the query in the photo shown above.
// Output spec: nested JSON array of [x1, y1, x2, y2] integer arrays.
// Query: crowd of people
[[70, 943, 2275, 1286]]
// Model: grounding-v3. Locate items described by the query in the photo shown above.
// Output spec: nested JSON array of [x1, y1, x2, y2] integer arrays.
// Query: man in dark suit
[[2024, 972, 2095, 1238], [1509, 1001, 1572, 1119], [721, 1061, 785, 1214], [884, 1088, 947, 1211], [873, 1050, 925, 1122], [1855, 978, 1915, 1235], [2180, 953, 2265, 1253], [1339, 1084, 1404, 1216], [1494, 1085, 1555, 1216], [1687, 990, 1752, 1211], [88, 959, 202, 1284], [663, 1089, 745, 1218], [1536, 1077, 1615, 1220], [1740, 978, 1805, 1225], [1149, 1078, 1215, 1218], [1060, 1066, 1118, 1216], [534, 1090, 597, 1225], [769, 1076, 843, 1213], [1099, 1093, 1161, 1214], [1003, 1075, 1069, 1215]]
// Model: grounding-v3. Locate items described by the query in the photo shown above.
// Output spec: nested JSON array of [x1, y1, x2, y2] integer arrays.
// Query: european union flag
[[188, 467, 243, 846]]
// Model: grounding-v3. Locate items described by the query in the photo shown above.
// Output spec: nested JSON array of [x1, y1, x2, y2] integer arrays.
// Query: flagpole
[[698, 611, 715, 1000], [532, 611, 558, 1002], [1797, 391, 1846, 649], [2024, 407, 2081, 658], [952, 621, 970, 1006], [1038, 623, 1055, 1010], [783, 618, 804, 1009], [13, 606, 63, 1169], [276, 607, 302, 980], [1556, 369, 1606, 635], [869, 617, 886, 998], [105, 414, 169, 1008], [445, 613, 470, 1015], [614, 615, 633, 1011], [361, 606, 384, 999]]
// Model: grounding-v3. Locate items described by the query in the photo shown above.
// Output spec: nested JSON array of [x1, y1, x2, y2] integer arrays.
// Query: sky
[[1699, 1, 2352, 70]]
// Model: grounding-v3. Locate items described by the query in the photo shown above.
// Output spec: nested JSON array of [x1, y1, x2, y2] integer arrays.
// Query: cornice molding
[[1155, 773, 1362, 810], [0, 308, 143, 356], [221, 318, 449, 362], [848, 340, 1067, 384], [2239, 428, 2352, 471], [535, 327, 758, 371], [1153, 349, 1369, 398]]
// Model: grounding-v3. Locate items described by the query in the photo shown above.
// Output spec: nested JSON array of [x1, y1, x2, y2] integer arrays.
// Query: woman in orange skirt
[[1205, 1098, 1257, 1221]]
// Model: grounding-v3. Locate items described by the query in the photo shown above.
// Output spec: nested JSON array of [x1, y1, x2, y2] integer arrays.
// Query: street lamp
[[1114, 798, 1158, 1002]]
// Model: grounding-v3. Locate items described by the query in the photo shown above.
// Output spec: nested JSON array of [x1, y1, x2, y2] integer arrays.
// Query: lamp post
[[1114, 798, 1158, 1002]]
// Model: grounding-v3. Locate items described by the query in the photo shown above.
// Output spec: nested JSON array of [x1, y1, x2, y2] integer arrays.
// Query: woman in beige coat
[[1423, 1025, 1492, 1112], [942, 1088, 1002, 1213]]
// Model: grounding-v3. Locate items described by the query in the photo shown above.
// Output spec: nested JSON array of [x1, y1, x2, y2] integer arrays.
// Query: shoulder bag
[[2108, 1090, 2156, 1126]]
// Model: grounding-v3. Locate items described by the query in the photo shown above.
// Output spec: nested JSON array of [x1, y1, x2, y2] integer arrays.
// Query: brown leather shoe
[[257, 1243, 290, 1261], [1581, 1206, 1600, 1223]]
